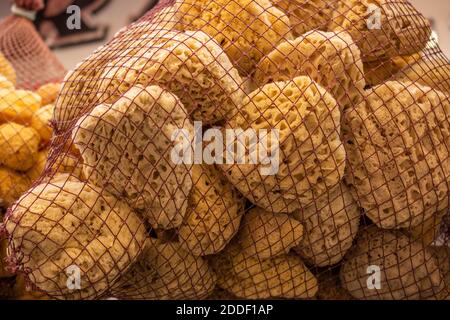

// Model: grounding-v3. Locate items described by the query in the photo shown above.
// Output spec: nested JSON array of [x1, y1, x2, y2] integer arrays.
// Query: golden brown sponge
[[255, 30, 366, 112], [397, 56, 450, 94], [0, 123, 40, 171], [293, 183, 360, 267], [329, 0, 431, 62], [0, 75, 14, 91], [26, 149, 48, 182], [0, 89, 41, 126], [0, 167, 31, 207], [98, 30, 244, 124], [4, 177, 148, 299], [363, 54, 421, 87], [273, 0, 335, 37], [344, 81, 450, 229], [36, 83, 61, 107], [113, 239, 216, 299], [175, 0, 292, 75], [0, 52, 16, 86], [30, 104, 54, 144], [340, 227, 444, 300], [221, 76, 346, 213], [364, 54, 420, 86], [178, 165, 244, 256], [73, 85, 194, 230]]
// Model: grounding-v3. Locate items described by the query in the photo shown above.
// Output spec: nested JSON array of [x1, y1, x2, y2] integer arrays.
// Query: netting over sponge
[[1, 0, 449, 301], [220, 75, 346, 213], [0, 15, 66, 90], [344, 80, 450, 230]]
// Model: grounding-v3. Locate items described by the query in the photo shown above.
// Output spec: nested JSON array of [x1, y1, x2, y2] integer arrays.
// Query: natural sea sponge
[[176, 0, 292, 75], [329, 0, 431, 61], [293, 183, 360, 267], [255, 30, 366, 112], [397, 56, 450, 94], [0, 89, 41, 125], [408, 209, 447, 246], [0, 75, 14, 91], [315, 270, 354, 300], [429, 246, 450, 300], [178, 165, 244, 256], [273, 0, 335, 37], [0, 52, 16, 86], [344, 81, 450, 229], [50, 153, 85, 181], [210, 243, 318, 299], [237, 207, 304, 260], [36, 83, 61, 106], [4, 177, 148, 299], [0, 167, 31, 207], [54, 43, 126, 131], [98, 30, 244, 124], [221, 76, 345, 213], [73, 85, 194, 229], [364, 54, 421, 87], [113, 239, 216, 299], [26, 149, 48, 182], [30, 104, 54, 144], [340, 227, 444, 300], [0, 123, 40, 171]]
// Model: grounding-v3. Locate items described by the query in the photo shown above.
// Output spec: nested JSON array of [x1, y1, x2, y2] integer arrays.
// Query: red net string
[[0, 3, 66, 90]]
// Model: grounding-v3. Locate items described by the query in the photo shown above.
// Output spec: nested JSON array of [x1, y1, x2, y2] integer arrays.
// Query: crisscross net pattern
[[0, 49, 60, 297], [0, 0, 65, 90], [1, 0, 449, 300]]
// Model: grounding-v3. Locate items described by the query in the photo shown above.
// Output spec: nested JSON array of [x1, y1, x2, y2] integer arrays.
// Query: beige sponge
[[4, 177, 148, 299], [98, 30, 244, 124], [210, 243, 318, 299], [237, 207, 304, 260], [221, 76, 345, 213], [255, 30, 366, 112], [293, 183, 360, 267], [344, 81, 450, 229], [73, 85, 194, 230], [178, 164, 244, 256], [340, 227, 444, 300], [176, 0, 293, 75], [113, 239, 216, 299], [273, 0, 335, 37], [329, 0, 431, 62]]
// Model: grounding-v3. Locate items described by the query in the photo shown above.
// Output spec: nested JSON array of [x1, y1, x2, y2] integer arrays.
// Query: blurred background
[[0, 0, 449, 69]]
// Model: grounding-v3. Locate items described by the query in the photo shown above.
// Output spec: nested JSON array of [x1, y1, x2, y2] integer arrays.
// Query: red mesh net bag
[[1, 0, 449, 300], [0, 0, 62, 295], [0, 0, 66, 90]]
